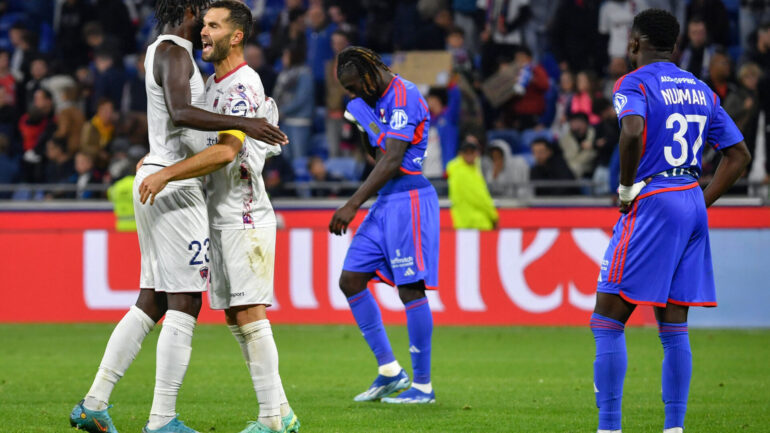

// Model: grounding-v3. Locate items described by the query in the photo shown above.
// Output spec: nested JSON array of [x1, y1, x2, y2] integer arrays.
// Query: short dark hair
[[427, 87, 448, 106], [155, 0, 211, 29], [285, 41, 306, 67], [632, 8, 680, 52], [210, 0, 254, 46], [515, 46, 532, 59], [48, 136, 67, 152], [759, 21, 770, 32], [568, 111, 589, 123]]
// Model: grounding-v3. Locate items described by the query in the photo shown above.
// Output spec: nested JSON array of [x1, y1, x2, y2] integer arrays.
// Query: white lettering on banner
[[456, 230, 486, 311], [289, 229, 319, 308], [83, 230, 139, 309], [569, 229, 609, 310], [375, 282, 405, 311], [328, 232, 352, 310], [497, 229, 562, 313]]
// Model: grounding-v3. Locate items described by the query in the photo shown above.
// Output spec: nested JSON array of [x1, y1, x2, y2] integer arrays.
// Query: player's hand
[[135, 155, 147, 172], [244, 117, 288, 146], [329, 203, 357, 235], [617, 178, 650, 214], [138, 171, 171, 205]]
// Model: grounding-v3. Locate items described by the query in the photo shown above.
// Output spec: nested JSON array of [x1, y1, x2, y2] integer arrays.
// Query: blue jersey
[[612, 62, 743, 184], [345, 75, 431, 194]]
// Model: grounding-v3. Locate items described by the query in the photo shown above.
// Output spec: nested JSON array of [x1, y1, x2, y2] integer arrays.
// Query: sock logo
[[409, 345, 421, 353]]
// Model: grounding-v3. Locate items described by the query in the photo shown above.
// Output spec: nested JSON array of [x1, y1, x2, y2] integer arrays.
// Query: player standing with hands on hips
[[69, 1, 287, 433], [330, 47, 439, 404], [591, 9, 751, 433]]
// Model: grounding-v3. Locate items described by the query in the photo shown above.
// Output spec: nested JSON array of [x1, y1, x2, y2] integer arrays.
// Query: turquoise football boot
[[142, 415, 198, 433], [69, 399, 118, 433], [282, 409, 300, 433]]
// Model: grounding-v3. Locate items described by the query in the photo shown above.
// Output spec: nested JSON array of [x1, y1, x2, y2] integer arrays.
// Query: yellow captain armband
[[219, 130, 246, 143]]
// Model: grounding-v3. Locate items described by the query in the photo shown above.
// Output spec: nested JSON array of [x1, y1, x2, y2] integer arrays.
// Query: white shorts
[[134, 165, 209, 293], [208, 226, 276, 310]]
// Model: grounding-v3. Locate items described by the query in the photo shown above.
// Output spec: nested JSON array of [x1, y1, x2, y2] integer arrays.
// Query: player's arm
[[328, 137, 409, 235], [617, 115, 648, 213], [702, 141, 751, 207], [156, 43, 287, 146], [138, 133, 243, 205]]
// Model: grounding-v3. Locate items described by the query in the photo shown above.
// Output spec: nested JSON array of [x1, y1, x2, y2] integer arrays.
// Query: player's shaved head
[[631, 8, 680, 53]]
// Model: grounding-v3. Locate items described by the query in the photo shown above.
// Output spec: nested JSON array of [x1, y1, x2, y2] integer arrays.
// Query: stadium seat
[[309, 133, 329, 159], [291, 157, 310, 181], [326, 157, 363, 181], [314, 106, 326, 133], [520, 128, 555, 149], [487, 129, 523, 154]]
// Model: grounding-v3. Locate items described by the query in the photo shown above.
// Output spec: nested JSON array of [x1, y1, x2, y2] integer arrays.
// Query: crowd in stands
[[0, 0, 769, 202]]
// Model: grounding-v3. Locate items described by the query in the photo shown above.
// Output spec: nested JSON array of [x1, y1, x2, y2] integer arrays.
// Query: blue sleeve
[[383, 88, 427, 145], [707, 96, 744, 151], [612, 75, 647, 125], [345, 98, 382, 149]]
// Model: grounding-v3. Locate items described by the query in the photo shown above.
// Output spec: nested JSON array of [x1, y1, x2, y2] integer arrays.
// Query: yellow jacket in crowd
[[446, 154, 499, 230]]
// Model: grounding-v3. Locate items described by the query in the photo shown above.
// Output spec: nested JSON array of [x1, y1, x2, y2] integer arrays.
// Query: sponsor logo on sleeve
[[613, 93, 627, 115], [231, 99, 248, 116]]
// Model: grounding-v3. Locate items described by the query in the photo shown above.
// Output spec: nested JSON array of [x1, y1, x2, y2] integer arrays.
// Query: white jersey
[[144, 34, 207, 187], [204, 63, 281, 229]]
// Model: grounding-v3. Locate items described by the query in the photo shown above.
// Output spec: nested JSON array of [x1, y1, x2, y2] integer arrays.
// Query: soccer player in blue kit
[[328, 47, 438, 404], [591, 9, 751, 433]]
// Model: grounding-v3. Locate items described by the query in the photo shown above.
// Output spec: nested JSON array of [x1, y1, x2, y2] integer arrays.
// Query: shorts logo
[[199, 266, 209, 280], [390, 109, 408, 130], [404, 267, 415, 277], [231, 99, 248, 116], [613, 93, 627, 115]]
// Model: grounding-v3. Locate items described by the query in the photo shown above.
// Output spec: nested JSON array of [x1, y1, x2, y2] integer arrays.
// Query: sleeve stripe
[[387, 131, 410, 140]]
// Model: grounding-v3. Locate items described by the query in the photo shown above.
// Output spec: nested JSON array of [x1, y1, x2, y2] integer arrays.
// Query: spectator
[[550, 0, 603, 74], [0, 50, 16, 107], [24, 56, 49, 110], [307, 155, 341, 197], [94, 0, 136, 56], [53, 85, 86, 156], [506, 46, 549, 130], [602, 57, 628, 100], [0, 86, 15, 139], [327, 4, 358, 37], [739, 1, 770, 50], [446, 138, 499, 230], [530, 137, 577, 196], [724, 63, 762, 165], [324, 30, 351, 157], [685, 0, 729, 47], [599, 0, 633, 62], [306, 4, 337, 104], [274, 43, 314, 159], [54, 0, 94, 73], [678, 17, 716, 80], [452, 0, 481, 55], [90, 48, 125, 116], [487, 0, 532, 48], [9, 22, 35, 83], [704, 50, 735, 100], [81, 98, 115, 155], [559, 112, 597, 179], [245, 43, 276, 95], [269, 6, 306, 65], [592, 98, 619, 194], [416, 8, 454, 51], [121, 52, 148, 146], [72, 150, 102, 199], [19, 88, 56, 182], [362, 0, 395, 53], [446, 27, 473, 74], [482, 138, 530, 198], [0, 134, 20, 194], [44, 137, 75, 184], [426, 86, 461, 176], [263, 154, 295, 198], [551, 69, 575, 134], [570, 70, 600, 125]]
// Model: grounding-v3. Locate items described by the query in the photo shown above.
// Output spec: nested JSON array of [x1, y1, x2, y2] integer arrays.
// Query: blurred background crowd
[[0, 0, 769, 204]]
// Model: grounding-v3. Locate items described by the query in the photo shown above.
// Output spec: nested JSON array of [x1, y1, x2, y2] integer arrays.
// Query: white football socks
[[241, 319, 283, 431], [663, 428, 683, 433], [229, 323, 292, 418], [147, 310, 196, 430], [411, 381, 432, 394], [378, 360, 402, 377], [84, 306, 155, 411]]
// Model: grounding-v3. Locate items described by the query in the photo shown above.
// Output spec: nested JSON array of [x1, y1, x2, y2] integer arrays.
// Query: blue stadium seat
[[520, 128, 555, 149], [292, 157, 310, 181], [326, 157, 363, 181], [314, 106, 326, 133], [487, 129, 523, 154], [308, 133, 329, 159]]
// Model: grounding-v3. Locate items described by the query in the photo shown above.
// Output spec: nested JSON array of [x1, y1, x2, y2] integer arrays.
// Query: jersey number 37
[[665, 113, 706, 167]]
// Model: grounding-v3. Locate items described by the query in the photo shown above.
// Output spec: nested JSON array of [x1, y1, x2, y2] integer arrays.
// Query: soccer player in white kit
[[69, 2, 288, 433], [138, 2, 298, 433]]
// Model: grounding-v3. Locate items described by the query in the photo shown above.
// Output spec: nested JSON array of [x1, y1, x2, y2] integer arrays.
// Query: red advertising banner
[[1, 208, 768, 325]]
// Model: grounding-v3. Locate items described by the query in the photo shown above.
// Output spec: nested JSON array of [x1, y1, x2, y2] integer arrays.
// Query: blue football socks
[[591, 313, 627, 431], [347, 289, 396, 366], [658, 321, 691, 430], [405, 297, 433, 385]]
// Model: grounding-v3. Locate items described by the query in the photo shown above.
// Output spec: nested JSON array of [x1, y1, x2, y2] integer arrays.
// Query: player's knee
[[166, 292, 203, 318], [398, 285, 426, 304], [339, 272, 366, 298], [135, 289, 167, 322]]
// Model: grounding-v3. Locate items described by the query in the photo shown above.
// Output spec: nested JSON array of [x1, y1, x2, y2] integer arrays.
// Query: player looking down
[[138, 2, 298, 433], [329, 46, 439, 404], [69, 1, 288, 433], [591, 9, 751, 433]]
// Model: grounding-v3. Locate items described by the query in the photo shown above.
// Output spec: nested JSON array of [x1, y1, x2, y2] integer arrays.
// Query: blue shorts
[[597, 180, 716, 307], [343, 186, 439, 289]]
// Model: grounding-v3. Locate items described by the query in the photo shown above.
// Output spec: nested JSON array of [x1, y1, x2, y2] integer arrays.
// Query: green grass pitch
[[0, 324, 768, 432]]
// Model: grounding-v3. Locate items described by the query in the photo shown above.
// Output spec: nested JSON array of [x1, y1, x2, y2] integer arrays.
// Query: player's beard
[[202, 36, 231, 63]]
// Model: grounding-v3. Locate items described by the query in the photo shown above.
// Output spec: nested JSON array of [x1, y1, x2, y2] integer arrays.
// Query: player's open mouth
[[202, 40, 213, 53]]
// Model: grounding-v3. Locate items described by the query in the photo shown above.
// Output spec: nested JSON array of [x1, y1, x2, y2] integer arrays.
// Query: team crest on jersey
[[199, 266, 209, 280], [231, 99, 248, 116], [613, 93, 627, 115], [390, 109, 408, 130]]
